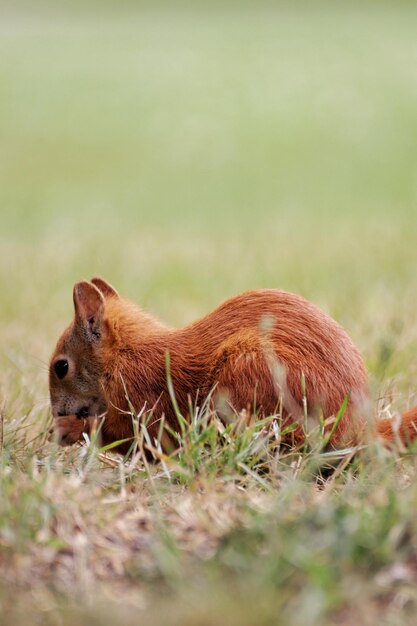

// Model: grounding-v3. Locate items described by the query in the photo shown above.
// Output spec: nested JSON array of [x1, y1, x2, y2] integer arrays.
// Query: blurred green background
[[1, 1, 417, 415]]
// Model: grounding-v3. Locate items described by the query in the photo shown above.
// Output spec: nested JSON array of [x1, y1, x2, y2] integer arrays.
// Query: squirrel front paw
[[49, 415, 87, 446]]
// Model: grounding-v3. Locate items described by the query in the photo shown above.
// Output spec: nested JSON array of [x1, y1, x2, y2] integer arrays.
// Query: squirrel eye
[[54, 359, 69, 380]]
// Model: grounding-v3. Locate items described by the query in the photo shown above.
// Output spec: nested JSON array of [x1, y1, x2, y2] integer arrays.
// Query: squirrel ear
[[73, 281, 105, 340], [90, 277, 119, 299]]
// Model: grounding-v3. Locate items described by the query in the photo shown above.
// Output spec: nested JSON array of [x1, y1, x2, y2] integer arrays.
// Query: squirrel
[[49, 277, 417, 454]]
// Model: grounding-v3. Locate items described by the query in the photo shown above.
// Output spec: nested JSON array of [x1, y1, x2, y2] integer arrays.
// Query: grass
[[1, 2, 417, 624]]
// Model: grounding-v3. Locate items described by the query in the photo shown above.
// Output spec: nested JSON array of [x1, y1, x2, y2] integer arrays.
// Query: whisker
[[28, 354, 50, 368]]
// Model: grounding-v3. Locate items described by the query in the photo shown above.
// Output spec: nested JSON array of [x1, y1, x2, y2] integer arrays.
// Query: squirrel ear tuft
[[73, 281, 105, 339], [90, 277, 119, 299]]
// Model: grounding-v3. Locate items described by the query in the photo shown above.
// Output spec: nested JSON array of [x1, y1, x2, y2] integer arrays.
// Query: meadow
[[1, 2, 417, 624]]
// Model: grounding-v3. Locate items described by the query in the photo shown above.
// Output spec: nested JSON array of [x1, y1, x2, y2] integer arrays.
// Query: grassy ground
[[1, 3, 417, 624]]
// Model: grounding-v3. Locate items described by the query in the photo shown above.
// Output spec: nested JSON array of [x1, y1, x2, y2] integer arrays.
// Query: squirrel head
[[49, 277, 118, 419]]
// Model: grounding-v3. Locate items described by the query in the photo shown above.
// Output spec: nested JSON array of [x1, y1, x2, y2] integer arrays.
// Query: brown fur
[[49, 278, 417, 453]]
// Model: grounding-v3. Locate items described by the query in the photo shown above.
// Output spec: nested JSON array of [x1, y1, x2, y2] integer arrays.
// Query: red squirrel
[[49, 277, 417, 454]]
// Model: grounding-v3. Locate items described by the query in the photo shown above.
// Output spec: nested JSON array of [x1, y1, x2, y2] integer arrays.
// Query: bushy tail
[[377, 405, 417, 444]]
